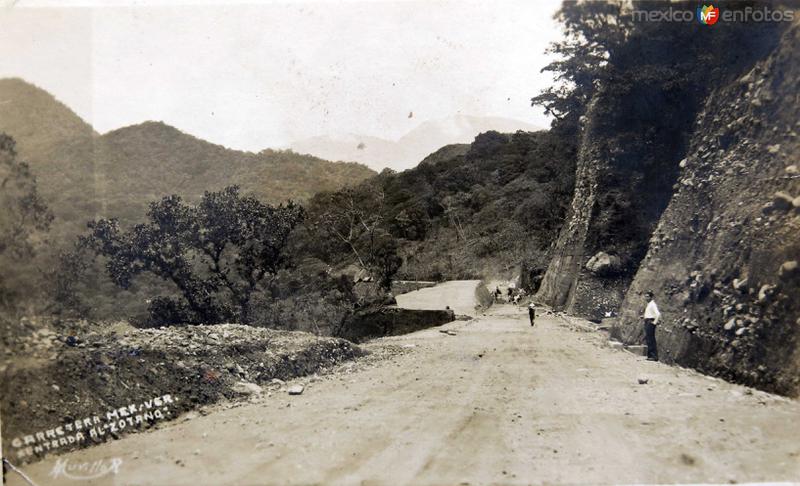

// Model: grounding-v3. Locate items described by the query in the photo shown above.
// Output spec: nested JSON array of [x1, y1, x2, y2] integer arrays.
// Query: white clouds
[[1, 0, 561, 151]]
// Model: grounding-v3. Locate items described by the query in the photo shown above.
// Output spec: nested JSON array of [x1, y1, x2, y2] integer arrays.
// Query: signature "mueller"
[[49, 457, 123, 480]]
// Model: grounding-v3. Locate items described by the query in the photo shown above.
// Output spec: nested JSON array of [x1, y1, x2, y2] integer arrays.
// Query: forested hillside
[[0, 78, 374, 318], [301, 130, 576, 284], [0, 78, 375, 240]]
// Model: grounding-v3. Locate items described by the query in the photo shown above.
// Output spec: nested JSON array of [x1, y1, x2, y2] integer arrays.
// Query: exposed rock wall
[[537, 81, 686, 320], [616, 23, 800, 396]]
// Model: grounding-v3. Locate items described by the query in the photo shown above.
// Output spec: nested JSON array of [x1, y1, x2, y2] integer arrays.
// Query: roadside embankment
[[1, 322, 363, 463]]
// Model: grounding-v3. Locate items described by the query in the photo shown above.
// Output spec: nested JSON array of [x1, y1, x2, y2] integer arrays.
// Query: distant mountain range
[[0, 78, 375, 236], [289, 115, 542, 171]]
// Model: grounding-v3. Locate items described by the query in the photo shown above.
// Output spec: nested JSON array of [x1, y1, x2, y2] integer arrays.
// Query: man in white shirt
[[643, 290, 661, 361], [528, 302, 536, 327]]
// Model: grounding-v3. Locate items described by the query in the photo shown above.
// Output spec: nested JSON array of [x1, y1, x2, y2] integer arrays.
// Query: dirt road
[[395, 280, 482, 316], [8, 282, 800, 485]]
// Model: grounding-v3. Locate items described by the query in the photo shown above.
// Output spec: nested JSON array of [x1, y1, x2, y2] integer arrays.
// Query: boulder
[[607, 340, 624, 350], [772, 192, 794, 211], [232, 381, 262, 395], [779, 260, 799, 280], [586, 252, 622, 276], [758, 284, 777, 303], [287, 384, 305, 395]]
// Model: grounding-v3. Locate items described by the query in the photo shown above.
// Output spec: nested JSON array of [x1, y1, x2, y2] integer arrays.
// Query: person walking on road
[[528, 302, 536, 327], [643, 290, 661, 361]]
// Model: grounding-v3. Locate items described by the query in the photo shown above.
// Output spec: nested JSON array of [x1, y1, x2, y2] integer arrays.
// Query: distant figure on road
[[507, 287, 514, 300], [643, 290, 661, 361], [528, 302, 536, 327], [494, 286, 501, 302]]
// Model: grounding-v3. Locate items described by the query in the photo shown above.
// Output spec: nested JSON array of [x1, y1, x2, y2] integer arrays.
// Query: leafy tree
[[306, 186, 403, 289], [366, 234, 403, 291], [86, 186, 304, 325], [50, 241, 96, 316], [532, 1, 632, 133]]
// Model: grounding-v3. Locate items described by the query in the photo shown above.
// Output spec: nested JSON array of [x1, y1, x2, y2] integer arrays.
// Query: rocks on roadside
[[757, 284, 777, 303], [607, 340, 624, 350], [586, 251, 622, 276], [232, 381, 263, 395], [778, 260, 799, 280], [637, 377, 649, 385], [772, 191, 794, 212], [287, 384, 305, 395], [732, 278, 748, 292]]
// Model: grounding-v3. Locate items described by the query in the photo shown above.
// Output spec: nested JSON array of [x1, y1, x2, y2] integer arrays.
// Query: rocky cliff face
[[537, 21, 799, 395], [537, 78, 687, 320], [617, 23, 800, 396]]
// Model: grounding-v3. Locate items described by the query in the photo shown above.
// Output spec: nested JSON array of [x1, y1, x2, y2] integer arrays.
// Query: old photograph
[[1, 0, 799, 484]]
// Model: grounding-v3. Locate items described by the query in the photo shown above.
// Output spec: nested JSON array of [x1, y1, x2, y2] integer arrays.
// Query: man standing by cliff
[[643, 291, 661, 361]]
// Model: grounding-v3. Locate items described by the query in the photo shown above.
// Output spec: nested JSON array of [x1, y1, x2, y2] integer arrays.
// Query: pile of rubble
[[0, 320, 364, 462]]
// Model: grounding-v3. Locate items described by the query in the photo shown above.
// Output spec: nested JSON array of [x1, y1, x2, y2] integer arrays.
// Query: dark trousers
[[529, 309, 536, 326], [644, 319, 658, 360]]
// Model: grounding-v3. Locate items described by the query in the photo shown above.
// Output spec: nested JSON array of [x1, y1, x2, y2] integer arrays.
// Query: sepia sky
[[0, 0, 562, 152]]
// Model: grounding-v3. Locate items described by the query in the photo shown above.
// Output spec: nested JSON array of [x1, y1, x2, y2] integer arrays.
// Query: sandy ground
[[6, 282, 800, 486]]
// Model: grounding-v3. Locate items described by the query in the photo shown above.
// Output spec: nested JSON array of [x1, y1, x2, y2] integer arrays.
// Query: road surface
[[7, 282, 800, 485], [395, 279, 482, 316]]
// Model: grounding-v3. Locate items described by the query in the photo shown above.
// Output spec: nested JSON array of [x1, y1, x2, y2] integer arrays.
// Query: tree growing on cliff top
[[86, 186, 304, 325], [532, 0, 632, 133]]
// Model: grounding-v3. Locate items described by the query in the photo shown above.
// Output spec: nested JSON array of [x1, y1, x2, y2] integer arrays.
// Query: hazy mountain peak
[[0, 78, 376, 238], [0, 78, 96, 154], [289, 115, 542, 172]]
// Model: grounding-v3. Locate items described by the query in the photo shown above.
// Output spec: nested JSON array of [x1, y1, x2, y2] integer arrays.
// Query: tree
[[86, 186, 304, 325], [531, 1, 632, 133], [50, 240, 95, 317], [0, 134, 53, 310], [307, 186, 403, 289]]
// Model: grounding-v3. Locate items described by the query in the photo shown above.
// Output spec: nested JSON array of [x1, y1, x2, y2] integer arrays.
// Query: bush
[[145, 297, 195, 327]]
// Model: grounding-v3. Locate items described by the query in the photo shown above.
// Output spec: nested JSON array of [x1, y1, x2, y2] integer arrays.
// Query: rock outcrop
[[537, 19, 799, 395], [617, 23, 800, 396]]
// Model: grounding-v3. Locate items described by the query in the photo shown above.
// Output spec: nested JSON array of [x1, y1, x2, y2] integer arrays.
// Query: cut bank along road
[[9, 281, 800, 485]]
